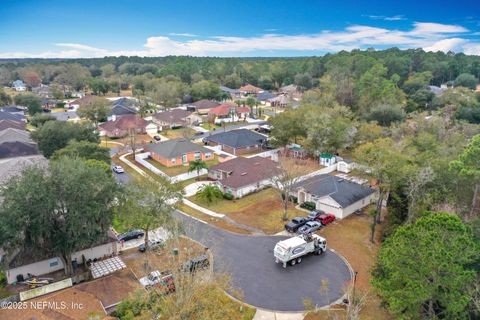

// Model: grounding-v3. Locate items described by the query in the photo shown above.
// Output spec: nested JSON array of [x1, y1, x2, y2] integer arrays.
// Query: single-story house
[[0, 119, 26, 131], [98, 115, 149, 138], [220, 86, 242, 100], [0, 106, 25, 117], [203, 128, 267, 155], [268, 94, 290, 107], [108, 98, 137, 121], [51, 111, 80, 122], [152, 109, 193, 130], [295, 174, 376, 219], [279, 84, 303, 101], [4, 234, 118, 284], [320, 154, 336, 166], [67, 95, 98, 109], [209, 156, 280, 198], [256, 91, 277, 105], [208, 104, 250, 124], [239, 84, 264, 95], [0, 127, 32, 144], [0, 141, 39, 159], [144, 138, 213, 167], [32, 84, 50, 98], [12, 80, 26, 92], [186, 99, 221, 115], [0, 109, 26, 123]]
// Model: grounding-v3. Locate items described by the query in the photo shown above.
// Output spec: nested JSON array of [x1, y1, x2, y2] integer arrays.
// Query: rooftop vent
[[241, 172, 247, 176]]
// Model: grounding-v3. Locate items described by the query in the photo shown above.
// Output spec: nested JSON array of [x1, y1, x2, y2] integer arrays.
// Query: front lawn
[[189, 187, 306, 234], [144, 156, 219, 177], [162, 127, 196, 139]]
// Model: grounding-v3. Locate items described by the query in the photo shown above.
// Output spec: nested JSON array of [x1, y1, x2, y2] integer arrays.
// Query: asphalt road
[[174, 211, 352, 312], [110, 147, 131, 184]]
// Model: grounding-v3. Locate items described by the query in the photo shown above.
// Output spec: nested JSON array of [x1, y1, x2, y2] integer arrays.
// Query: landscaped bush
[[223, 192, 234, 200], [289, 195, 298, 204], [300, 201, 316, 210]]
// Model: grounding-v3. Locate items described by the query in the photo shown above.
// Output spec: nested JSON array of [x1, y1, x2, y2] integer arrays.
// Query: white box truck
[[274, 234, 327, 268]]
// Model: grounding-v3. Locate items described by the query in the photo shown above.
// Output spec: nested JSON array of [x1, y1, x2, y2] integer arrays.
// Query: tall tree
[[76, 96, 111, 127], [0, 157, 120, 275], [14, 93, 42, 115], [450, 134, 480, 220], [31, 121, 99, 158], [372, 212, 479, 319]]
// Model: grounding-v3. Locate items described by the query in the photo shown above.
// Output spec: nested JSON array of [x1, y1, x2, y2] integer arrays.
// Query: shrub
[[223, 192, 234, 200], [289, 195, 298, 204], [300, 201, 316, 210]]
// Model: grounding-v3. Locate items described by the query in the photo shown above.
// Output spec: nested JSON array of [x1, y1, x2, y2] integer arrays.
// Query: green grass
[[144, 156, 220, 177], [162, 127, 196, 139]]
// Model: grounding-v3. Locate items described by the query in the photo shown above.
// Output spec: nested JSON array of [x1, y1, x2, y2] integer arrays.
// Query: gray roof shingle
[[296, 174, 375, 208], [204, 129, 267, 149]]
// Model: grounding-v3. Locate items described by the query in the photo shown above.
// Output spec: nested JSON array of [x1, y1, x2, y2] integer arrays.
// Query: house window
[[205, 152, 212, 158], [49, 258, 59, 268], [194, 152, 201, 160], [171, 158, 176, 164], [182, 154, 188, 163]]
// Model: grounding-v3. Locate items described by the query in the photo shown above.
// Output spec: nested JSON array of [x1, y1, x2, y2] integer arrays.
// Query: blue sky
[[0, 0, 479, 58]]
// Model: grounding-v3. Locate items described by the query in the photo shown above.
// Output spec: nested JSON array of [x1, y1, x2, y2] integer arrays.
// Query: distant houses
[[12, 80, 26, 92], [208, 104, 250, 124], [98, 114, 149, 138]]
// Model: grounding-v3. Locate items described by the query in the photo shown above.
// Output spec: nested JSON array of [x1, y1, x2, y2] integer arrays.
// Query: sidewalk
[[253, 309, 304, 320]]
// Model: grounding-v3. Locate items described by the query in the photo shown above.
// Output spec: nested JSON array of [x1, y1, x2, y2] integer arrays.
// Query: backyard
[[188, 187, 306, 234], [161, 127, 196, 139], [144, 155, 220, 177]]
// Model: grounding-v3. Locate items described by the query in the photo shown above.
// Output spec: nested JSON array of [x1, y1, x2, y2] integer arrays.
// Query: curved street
[[174, 211, 352, 312]]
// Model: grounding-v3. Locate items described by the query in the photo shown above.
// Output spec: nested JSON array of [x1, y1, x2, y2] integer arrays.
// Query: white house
[[295, 174, 376, 219], [5, 237, 118, 284], [320, 154, 336, 166], [12, 80, 26, 92]]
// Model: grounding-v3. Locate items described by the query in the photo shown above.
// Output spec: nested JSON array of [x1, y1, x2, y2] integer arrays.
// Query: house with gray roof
[[295, 174, 376, 219], [203, 128, 267, 156], [256, 91, 277, 102], [0, 128, 31, 144], [108, 98, 137, 121], [144, 139, 214, 167]]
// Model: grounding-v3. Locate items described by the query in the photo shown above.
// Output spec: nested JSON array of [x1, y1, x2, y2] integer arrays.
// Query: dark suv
[[284, 217, 307, 232], [118, 229, 144, 242]]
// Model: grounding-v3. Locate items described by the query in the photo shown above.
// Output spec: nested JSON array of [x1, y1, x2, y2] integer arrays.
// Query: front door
[[182, 154, 188, 164]]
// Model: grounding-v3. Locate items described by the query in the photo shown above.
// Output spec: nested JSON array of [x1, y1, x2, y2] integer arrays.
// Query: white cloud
[[168, 33, 198, 37], [424, 38, 466, 52], [367, 15, 407, 21], [1, 21, 479, 58]]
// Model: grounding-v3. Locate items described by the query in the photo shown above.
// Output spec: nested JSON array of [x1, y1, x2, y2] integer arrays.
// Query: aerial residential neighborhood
[[0, 1, 479, 320]]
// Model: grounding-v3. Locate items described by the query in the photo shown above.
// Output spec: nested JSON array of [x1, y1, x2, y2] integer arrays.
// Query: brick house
[[144, 138, 213, 167], [203, 129, 267, 156], [98, 115, 149, 138]]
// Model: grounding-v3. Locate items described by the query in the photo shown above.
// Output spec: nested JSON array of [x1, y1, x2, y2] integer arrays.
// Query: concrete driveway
[[174, 211, 352, 312]]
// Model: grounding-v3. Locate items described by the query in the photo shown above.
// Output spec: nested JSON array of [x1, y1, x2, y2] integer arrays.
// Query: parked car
[[285, 217, 307, 232], [118, 229, 144, 242], [307, 210, 325, 221], [153, 135, 161, 141], [315, 213, 336, 226], [138, 239, 165, 252], [181, 254, 210, 273], [298, 221, 322, 234], [112, 165, 124, 173], [139, 270, 175, 293]]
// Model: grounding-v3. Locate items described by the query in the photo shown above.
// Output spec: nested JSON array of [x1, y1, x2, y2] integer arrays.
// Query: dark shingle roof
[[0, 111, 25, 122], [204, 129, 267, 149], [145, 139, 211, 159], [256, 91, 277, 101], [210, 156, 280, 189], [0, 120, 26, 131], [191, 99, 221, 110], [296, 174, 375, 208], [153, 109, 191, 125], [110, 104, 137, 116], [0, 141, 38, 159], [0, 128, 31, 144]]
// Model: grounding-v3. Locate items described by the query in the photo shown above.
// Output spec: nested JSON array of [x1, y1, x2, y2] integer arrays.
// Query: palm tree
[[188, 159, 208, 180], [197, 184, 223, 205]]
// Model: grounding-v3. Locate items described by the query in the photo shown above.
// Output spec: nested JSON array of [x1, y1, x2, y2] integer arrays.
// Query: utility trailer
[[274, 234, 327, 268]]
